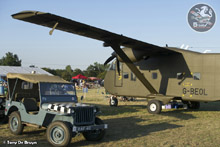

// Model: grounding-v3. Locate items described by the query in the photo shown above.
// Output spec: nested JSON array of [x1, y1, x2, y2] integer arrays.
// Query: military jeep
[[5, 73, 107, 146]]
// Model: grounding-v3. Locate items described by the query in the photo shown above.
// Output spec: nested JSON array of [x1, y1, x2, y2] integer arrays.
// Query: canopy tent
[[72, 74, 87, 79]]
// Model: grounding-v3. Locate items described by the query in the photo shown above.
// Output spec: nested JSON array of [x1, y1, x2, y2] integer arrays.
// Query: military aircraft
[[12, 11, 219, 114]]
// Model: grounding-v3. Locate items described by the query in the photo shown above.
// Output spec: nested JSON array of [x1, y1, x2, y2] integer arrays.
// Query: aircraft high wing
[[12, 10, 179, 95]]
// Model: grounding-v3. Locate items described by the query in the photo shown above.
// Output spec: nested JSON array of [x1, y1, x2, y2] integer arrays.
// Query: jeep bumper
[[72, 124, 108, 132]]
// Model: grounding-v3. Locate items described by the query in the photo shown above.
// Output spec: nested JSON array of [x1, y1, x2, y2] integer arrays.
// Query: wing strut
[[109, 43, 158, 94]]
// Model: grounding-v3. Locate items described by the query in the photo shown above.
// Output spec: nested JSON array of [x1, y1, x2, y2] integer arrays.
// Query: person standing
[[82, 85, 88, 98]]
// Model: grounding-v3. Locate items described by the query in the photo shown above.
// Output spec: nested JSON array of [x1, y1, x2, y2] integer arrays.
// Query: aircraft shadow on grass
[[94, 103, 196, 121], [72, 116, 183, 146]]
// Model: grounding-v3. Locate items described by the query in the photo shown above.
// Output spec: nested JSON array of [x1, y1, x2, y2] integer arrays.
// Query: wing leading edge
[[12, 10, 176, 55]]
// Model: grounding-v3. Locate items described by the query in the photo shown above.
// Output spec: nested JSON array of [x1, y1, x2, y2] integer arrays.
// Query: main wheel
[[46, 121, 72, 147], [9, 111, 24, 135], [147, 100, 162, 114], [187, 101, 200, 109], [83, 117, 106, 141], [109, 97, 118, 107]]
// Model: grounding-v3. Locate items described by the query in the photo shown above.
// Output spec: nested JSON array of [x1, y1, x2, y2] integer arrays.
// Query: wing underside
[[12, 10, 180, 95]]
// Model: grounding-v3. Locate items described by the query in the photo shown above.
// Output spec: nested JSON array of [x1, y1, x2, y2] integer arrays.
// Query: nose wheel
[[109, 96, 118, 107]]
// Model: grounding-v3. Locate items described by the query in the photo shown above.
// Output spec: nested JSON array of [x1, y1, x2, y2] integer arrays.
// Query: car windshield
[[40, 83, 76, 96]]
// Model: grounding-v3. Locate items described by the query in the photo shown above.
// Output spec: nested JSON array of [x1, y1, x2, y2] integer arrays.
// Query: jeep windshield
[[40, 83, 77, 103]]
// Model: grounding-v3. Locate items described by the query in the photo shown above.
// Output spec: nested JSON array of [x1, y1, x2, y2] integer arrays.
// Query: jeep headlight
[[94, 106, 100, 113]]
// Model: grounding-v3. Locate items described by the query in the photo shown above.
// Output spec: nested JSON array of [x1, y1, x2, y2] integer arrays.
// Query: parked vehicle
[[4, 73, 107, 146]]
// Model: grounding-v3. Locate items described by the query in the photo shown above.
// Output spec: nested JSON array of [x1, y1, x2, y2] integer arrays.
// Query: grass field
[[1, 87, 220, 146]]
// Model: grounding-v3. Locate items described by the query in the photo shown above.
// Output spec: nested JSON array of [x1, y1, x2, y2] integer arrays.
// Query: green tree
[[0, 52, 21, 66], [61, 71, 72, 81], [84, 62, 109, 79], [61, 65, 73, 81], [65, 65, 73, 75], [73, 68, 84, 76], [42, 67, 57, 75]]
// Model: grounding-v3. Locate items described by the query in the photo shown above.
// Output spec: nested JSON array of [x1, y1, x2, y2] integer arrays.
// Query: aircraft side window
[[152, 72, 157, 79], [193, 73, 200, 80], [123, 72, 129, 79], [177, 73, 184, 79], [131, 72, 136, 81]]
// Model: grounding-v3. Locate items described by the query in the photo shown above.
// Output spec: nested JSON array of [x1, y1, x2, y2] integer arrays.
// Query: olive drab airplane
[[12, 11, 220, 114]]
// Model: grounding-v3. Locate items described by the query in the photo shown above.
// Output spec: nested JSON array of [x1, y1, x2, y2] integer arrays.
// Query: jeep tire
[[83, 117, 105, 141], [9, 111, 24, 135], [46, 121, 72, 147], [147, 100, 162, 114]]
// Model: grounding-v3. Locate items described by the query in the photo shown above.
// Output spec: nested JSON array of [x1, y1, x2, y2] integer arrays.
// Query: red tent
[[72, 74, 87, 79]]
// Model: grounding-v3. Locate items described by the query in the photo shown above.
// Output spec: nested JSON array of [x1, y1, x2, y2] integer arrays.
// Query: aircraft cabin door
[[115, 62, 123, 87]]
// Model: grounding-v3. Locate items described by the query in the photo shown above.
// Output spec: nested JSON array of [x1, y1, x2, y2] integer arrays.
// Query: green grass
[[1, 87, 220, 146]]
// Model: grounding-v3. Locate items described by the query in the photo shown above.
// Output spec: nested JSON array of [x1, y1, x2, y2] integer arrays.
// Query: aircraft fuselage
[[104, 48, 220, 102]]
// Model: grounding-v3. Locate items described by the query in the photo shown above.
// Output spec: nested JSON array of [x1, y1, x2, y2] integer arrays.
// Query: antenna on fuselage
[[203, 50, 211, 53], [184, 45, 189, 50], [180, 44, 185, 49], [180, 44, 189, 50]]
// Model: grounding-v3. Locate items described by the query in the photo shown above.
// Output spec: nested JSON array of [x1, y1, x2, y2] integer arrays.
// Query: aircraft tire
[[147, 100, 162, 114], [109, 97, 118, 107]]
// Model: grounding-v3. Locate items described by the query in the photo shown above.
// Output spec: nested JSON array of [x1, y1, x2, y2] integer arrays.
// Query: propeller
[[104, 52, 116, 66], [104, 52, 121, 75]]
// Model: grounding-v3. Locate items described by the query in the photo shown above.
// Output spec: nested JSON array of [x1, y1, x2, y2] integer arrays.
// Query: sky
[[0, 0, 219, 70]]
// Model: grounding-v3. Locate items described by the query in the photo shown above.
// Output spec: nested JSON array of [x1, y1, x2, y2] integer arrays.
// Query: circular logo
[[188, 4, 216, 32]]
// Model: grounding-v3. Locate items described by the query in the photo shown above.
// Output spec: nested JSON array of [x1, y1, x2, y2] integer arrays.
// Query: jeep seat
[[22, 98, 38, 112]]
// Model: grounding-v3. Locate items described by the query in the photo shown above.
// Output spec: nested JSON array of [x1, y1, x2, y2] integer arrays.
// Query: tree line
[[0, 52, 109, 81]]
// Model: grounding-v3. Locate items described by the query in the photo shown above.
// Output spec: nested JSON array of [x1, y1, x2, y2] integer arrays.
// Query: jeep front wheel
[[46, 121, 72, 147], [83, 117, 105, 141], [9, 111, 24, 135], [147, 100, 162, 114]]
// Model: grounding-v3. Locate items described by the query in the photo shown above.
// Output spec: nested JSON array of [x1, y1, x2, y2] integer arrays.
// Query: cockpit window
[[108, 62, 116, 71], [193, 73, 200, 80]]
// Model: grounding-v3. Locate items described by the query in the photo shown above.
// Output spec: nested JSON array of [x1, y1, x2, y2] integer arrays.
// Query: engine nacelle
[[117, 47, 146, 62]]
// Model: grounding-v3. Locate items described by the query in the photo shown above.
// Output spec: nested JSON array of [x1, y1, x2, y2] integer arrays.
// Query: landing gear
[[147, 100, 162, 114], [109, 96, 118, 107]]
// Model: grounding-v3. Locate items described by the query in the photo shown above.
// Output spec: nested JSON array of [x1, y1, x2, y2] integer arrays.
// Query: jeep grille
[[74, 107, 94, 125]]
